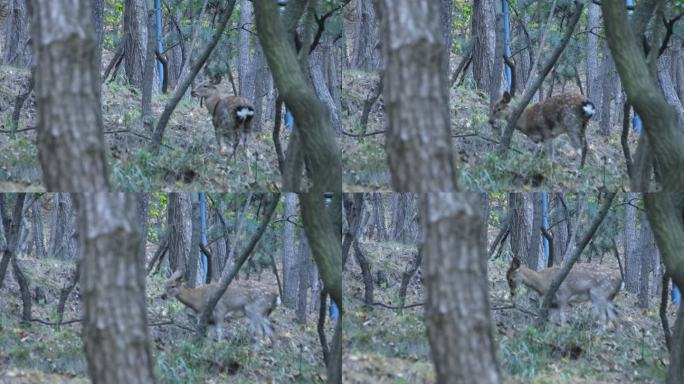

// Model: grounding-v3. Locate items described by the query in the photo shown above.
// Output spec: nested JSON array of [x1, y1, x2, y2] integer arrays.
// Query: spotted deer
[[160, 271, 279, 344], [506, 257, 622, 327], [191, 76, 255, 159], [490, 91, 596, 167]]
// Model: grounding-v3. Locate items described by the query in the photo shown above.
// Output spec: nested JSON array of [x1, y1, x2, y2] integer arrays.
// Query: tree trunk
[[624, 192, 640, 292], [374, 0, 458, 191], [141, 2, 156, 133], [77, 193, 156, 384], [91, 0, 104, 73], [528, 193, 544, 270], [281, 193, 299, 308], [123, 0, 147, 90], [509, 193, 531, 266], [32, 0, 109, 191], [188, 197, 201, 286], [352, 240, 373, 305], [644, 193, 684, 383], [296, 232, 311, 324], [254, 1, 341, 193], [422, 193, 501, 383], [350, 0, 380, 71], [0, 194, 26, 289], [167, 193, 192, 278], [586, 3, 601, 102], [602, 1, 684, 191], [31, 201, 46, 259], [638, 213, 655, 308], [238, 0, 255, 99], [471, 0, 495, 92], [2, 0, 32, 67]]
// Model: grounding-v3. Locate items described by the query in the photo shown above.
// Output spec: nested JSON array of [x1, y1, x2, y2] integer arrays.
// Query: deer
[[489, 91, 596, 167], [506, 257, 622, 327], [190, 76, 255, 160], [160, 270, 279, 345]]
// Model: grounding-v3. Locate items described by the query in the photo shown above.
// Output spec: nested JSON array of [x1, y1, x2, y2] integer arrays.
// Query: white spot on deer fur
[[582, 103, 595, 117]]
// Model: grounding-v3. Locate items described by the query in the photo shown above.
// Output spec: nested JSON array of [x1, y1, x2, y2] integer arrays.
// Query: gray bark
[[624, 192, 640, 293], [2, 0, 32, 67], [471, 0, 495, 92], [422, 193, 501, 383], [123, 0, 147, 89], [77, 193, 156, 384], [32, 0, 109, 190], [586, 3, 601, 102], [282, 193, 299, 308], [375, 0, 458, 191]]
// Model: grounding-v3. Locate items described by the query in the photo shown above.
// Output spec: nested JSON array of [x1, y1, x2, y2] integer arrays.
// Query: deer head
[[161, 270, 279, 343], [490, 91, 595, 167]]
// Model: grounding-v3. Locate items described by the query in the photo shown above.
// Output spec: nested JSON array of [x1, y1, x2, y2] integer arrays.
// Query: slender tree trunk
[[624, 192, 640, 292], [281, 193, 299, 308]]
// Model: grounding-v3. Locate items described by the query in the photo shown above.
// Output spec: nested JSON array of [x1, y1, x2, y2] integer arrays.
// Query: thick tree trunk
[[422, 193, 501, 383], [77, 193, 156, 384], [32, 0, 109, 191], [374, 0, 458, 191]]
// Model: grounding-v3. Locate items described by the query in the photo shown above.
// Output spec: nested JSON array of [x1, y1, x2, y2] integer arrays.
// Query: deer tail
[[581, 100, 596, 118]]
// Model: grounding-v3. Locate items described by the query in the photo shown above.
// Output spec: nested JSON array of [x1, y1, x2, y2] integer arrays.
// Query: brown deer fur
[[191, 78, 255, 158], [490, 91, 596, 167], [161, 271, 279, 343], [506, 257, 621, 325]]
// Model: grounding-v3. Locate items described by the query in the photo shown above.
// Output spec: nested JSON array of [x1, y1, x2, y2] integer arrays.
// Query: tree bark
[[422, 193, 501, 383], [471, 0, 495, 92], [123, 0, 147, 89], [374, 0, 458, 191], [2, 0, 32, 67], [77, 193, 156, 384], [254, 0, 341, 193], [282, 193, 299, 308], [624, 192, 640, 292], [602, 1, 684, 191], [32, 0, 109, 191]]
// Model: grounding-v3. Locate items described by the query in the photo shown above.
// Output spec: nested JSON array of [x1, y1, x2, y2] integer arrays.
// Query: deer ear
[[502, 91, 511, 102], [211, 75, 222, 85], [511, 257, 520, 269]]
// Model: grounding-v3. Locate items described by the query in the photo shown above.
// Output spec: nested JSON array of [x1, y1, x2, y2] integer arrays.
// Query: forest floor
[[0, 65, 282, 192], [342, 69, 633, 192], [343, 240, 673, 384], [0, 248, 332, 383]]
